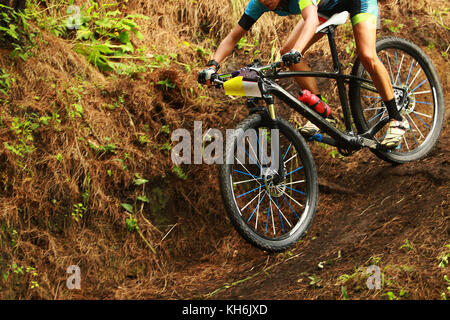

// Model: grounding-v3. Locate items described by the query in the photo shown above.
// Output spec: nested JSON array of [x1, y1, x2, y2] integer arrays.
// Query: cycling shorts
[[238, 0, 379, 30]]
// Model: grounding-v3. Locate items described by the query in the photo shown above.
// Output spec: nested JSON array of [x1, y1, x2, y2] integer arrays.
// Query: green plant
[[341, 286, 349, 300], [0, 4, 36, 60], [438, 244, 450, 268], [133, 173, 149, 186], [4, 116, 40, 158], [385, 291, 398, 300], [72, 203, 86, 222], [125, 215, 138, 231], [329, 149, 344, 159], [121, 203, 133, 213], [172, 166, 188, 180], [399, 288, 409, 299], [308, 274, 322, 287], [70, 2, 150, 74], [236, 36, 259, 55], [0, 68, 14, 95], [1, 225, 18, 247], [383, 19, 404, 33], [5, 263, 39, 289], [400, 239, 413, 251], [157, 78, 176, 91], [138, 134, 150, 144], [26, 1, 151, 74], [88, 138, 117, 155]]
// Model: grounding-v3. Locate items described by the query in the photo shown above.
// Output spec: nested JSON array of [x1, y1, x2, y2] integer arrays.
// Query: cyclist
[[198, 0, 408, 149]]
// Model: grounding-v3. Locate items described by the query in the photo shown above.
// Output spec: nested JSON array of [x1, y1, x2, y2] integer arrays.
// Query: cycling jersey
[[238, 0, 379, 30]]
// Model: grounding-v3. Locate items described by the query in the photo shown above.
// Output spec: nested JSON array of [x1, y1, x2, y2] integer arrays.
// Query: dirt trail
[[170, 125, 449, 300]]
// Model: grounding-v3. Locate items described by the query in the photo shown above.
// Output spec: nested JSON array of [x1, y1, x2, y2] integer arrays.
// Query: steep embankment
[[0, 0, 448, 299]]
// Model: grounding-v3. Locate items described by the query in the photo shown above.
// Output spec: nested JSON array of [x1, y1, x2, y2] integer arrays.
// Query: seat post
[[327, 26, 341, 73]]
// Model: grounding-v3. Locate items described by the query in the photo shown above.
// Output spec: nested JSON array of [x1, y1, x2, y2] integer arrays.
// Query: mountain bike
[[208, 12, 444, 252]]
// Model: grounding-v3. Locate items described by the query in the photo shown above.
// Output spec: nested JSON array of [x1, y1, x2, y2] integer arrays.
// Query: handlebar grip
[[281, 50, 302, 66], [210, 73, 220, 82]]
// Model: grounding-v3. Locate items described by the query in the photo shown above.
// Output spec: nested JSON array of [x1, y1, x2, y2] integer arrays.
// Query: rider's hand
[[198, 67, 217, 85], [281, 49, 303, 66]]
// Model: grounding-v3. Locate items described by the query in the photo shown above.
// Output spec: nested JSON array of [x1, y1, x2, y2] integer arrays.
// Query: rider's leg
[[352, 14, 408, 147], [353, 19, 402, 121], [281, 19, 336, 136], [280, 19, 325, 94]]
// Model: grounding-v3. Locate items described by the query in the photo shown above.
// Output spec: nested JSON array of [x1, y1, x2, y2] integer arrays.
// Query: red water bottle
[[298, 90, 331, 118]]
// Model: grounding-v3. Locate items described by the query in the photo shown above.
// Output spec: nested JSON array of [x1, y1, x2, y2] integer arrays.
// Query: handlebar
[[210, 59, 284, 87]]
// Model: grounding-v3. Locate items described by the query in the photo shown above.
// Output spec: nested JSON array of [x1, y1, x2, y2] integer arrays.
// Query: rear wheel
[[349, 37, 444, 164], [219, 114, 318, 252]]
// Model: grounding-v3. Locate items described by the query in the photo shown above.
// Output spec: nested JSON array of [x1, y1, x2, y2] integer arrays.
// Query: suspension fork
[[263, 95, 286, 183]]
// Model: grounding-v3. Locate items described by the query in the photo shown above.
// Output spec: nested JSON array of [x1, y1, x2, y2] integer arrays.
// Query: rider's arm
[[291, 4, 320, 54], [210, 0, 265, 66], [212, 24, 248, 65]]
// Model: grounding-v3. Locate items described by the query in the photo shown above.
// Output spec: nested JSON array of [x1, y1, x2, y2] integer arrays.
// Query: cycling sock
[[384, 98, 403, 121]]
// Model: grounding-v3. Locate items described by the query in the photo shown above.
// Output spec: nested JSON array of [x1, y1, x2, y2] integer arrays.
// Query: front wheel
[[219, 114, 318, 252], [349, 37, 445, 164]]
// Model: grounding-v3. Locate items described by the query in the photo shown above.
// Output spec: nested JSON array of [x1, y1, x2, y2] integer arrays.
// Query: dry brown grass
[[0, 0, 448, 299]]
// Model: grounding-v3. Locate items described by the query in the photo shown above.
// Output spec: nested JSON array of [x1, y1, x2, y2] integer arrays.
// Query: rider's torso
[[244, 0, 341, 20]]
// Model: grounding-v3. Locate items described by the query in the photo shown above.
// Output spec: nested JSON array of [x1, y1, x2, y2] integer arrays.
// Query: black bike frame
[[252, 25, 403, 152]]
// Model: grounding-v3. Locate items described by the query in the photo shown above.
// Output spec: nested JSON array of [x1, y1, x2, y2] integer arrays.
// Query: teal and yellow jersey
[[238, 0, 378, 30]]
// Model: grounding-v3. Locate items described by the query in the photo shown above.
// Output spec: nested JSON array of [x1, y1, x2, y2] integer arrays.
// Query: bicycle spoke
[[410, 79, 428, 93], [234, 178, 259, 185], [282, 179, 305, 186], [255, 190, 261, 230], [363, 95, 382, 99], [233, 168, 262, 182], [385, 52, 395, 84], [281, 194, 300, 218], [395, 52, 405, 85], [272, 197, 292, 228], [240, 188, 265, 212], [406, 114, 425, 140], [234, 156, 262, 184], [270, 196, 276, 235], [412, 110, 432, 118], [246, 136, 262, 168], [282, 188, 305, 208], [283, 143, 292, 161], [247, 191, 267, 223], [284, 153, 298, 165], [276, 198, 286, 233], [407, 68, 422, 90], [415, 100, 433, 106], [368, 109, 385, 123], [363, 106, 384, 112], [412, 90, 431, 95], [236, 185, 264, 199], [285, 166, 303, 177], [256, 129, 269, 165], [285, 185, 306, 195], [405, 60, 416, 85], [405, 117, 419, 146], [412, 112, 430, 129], [403, 134, 411, 151], [265, 198, 271, 234]]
